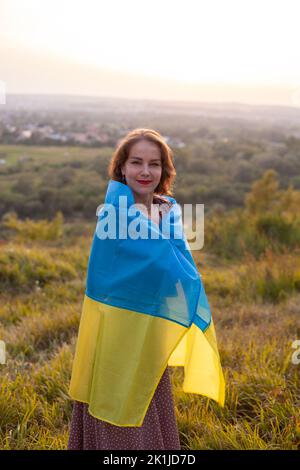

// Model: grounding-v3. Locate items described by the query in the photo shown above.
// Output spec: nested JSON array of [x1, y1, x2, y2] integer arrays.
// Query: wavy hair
[[108, 128, 176, 203]]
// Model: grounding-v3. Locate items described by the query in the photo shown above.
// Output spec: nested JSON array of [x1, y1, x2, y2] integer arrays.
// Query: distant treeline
[[0, 133, 300, 220]]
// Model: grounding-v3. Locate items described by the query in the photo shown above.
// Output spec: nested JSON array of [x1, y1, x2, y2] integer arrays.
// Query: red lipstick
[[137, 180, 152, 185]]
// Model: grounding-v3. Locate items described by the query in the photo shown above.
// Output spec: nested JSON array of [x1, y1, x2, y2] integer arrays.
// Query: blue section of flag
[[85, 179, 211, 331]]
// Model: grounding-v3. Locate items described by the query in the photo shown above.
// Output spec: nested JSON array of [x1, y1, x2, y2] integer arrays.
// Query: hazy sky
[[1, 0, 300, 105]]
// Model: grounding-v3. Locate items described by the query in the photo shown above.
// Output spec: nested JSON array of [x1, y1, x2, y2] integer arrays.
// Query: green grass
[[0, 144, 107, 166], [0, 220, 299, 450]]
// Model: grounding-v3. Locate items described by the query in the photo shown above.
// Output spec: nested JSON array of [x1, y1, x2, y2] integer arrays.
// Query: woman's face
[[121, 140, 162, 200]]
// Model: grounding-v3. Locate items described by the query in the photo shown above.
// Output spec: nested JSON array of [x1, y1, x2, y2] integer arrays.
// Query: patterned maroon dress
[[67, 366, 181, 450]]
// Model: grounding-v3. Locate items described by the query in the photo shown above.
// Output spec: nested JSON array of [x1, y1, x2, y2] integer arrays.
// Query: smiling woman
[[114, 129, 176, 221], [68, 129, 183, 450], [67, 128, 225, 450]]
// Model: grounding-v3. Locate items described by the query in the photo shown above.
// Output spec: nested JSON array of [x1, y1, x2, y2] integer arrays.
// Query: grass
[[0, 218, 299, 450]]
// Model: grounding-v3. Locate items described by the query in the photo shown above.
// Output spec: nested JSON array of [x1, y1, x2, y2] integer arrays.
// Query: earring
[[122, 174, 126, 183]]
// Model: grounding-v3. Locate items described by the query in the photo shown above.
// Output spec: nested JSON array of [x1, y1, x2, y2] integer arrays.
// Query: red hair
[[108, 128, 176, 204]]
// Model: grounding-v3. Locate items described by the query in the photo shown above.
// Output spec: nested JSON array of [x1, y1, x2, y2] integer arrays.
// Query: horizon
[[3, 90, 300, 111]]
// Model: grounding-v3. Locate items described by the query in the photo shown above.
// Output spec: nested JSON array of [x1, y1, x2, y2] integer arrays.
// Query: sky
[[1, 0, 300, 106]]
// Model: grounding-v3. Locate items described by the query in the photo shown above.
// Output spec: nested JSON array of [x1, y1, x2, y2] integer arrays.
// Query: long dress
[[67, 366, 181, 450]]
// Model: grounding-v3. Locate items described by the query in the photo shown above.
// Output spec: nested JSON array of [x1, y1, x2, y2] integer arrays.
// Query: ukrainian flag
[[68, 180, 225, 426]]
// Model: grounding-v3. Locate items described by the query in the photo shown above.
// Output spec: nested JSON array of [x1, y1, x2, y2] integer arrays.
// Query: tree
[[245, 169, 282, 215]]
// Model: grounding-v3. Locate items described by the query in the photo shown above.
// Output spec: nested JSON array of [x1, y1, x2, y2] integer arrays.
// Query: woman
[[67, 128, 225, 450]]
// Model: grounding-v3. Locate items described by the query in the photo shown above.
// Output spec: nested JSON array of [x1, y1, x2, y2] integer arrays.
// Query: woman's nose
[[140, 166, 150, 175]]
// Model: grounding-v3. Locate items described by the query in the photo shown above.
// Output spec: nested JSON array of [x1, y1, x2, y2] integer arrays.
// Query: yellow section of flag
[[68, 294, 225, 427]]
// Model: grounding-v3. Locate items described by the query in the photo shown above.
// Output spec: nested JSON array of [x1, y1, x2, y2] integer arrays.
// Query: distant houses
[[1, 122, 113, 145], [0, 121, 185, 148]]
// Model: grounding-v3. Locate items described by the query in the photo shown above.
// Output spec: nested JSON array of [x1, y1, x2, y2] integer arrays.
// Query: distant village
[[1, 122, 113, 145], [0, 116, 186, 150]]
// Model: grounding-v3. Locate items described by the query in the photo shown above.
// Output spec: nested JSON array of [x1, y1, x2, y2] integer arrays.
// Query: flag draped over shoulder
[[68, 179, 225, 427]]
